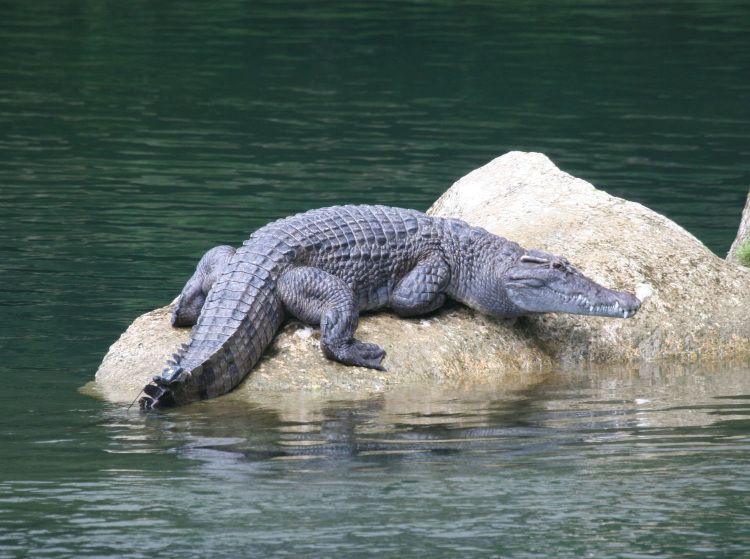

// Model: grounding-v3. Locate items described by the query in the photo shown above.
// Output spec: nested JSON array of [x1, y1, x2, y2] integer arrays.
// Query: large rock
[[90, 152, 750, 404]]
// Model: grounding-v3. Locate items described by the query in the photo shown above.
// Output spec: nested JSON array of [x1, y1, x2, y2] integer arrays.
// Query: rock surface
[[91, 152, 750, 404]]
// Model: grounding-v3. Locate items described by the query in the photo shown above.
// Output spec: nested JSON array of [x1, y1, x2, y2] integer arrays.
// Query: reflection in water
[[2, 363, 749, 557], [101, 361, 750, 473]]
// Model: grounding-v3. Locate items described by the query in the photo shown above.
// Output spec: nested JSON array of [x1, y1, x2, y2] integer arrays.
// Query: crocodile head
[[503, 250, 641, 318]]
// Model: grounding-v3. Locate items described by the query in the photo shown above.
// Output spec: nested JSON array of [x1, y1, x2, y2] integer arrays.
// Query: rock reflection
[[96, 361, 750, 475]]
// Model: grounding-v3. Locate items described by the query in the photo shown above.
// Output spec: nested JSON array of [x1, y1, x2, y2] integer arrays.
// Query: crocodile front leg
[[390, 256, 451, 317], [278, 266, 386, 370]]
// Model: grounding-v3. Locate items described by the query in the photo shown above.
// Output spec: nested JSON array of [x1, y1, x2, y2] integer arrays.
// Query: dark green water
[[1, 1, 749, 557]]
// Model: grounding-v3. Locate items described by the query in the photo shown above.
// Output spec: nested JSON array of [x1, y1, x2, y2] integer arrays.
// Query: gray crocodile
[[140, 205, 640, 409]]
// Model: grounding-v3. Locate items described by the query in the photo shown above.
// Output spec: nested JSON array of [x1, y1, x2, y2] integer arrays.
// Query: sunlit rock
[[429, 152, 750, 363], [91, 152, 750, 404]]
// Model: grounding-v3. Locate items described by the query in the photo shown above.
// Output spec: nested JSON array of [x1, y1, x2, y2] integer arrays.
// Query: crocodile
[[140, 205, 641, 409]]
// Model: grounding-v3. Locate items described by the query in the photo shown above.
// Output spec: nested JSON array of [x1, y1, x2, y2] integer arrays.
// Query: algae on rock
[[728, 190, 750, 267]]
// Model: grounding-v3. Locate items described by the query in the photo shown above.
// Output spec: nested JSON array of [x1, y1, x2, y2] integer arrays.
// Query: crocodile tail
[[138, 343, 192, 409], [174, 343, 189, 364], [140, 379, 177, 409], [140, 248, 288, 409]]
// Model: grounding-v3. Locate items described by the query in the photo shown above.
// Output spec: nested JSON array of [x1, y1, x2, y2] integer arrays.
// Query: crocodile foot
[[323, 340, 387, 371]]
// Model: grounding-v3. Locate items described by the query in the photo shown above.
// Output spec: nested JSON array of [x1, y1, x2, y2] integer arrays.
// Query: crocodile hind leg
[[390, 256, 451, 317], [278, 266, 386, 370], [172, 245, 236, 327]]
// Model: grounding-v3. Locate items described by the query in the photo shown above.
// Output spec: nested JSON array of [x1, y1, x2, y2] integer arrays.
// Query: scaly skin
[[140, 205, 640, 409]]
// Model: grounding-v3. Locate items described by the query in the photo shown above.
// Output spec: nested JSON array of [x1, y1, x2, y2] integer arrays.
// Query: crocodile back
[[254, 205, 443, 309]]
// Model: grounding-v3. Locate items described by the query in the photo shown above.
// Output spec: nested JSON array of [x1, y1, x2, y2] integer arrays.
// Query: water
[[2, 367, 749, 557], [0, 1, 749, 557]]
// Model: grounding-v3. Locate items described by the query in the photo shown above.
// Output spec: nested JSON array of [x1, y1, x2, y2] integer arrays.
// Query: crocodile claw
[[322, 340, 387, 371]]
